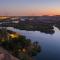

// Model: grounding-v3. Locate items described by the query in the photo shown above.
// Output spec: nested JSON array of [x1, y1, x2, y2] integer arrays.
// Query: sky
[[0, 0, 60, 16]]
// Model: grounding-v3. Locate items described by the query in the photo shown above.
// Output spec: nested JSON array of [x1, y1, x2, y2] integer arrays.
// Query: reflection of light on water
[[53, 26, 60, 32], [52, 26, 60, 40]]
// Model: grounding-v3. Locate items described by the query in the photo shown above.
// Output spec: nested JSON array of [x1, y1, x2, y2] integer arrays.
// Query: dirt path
[[0, 47, 19, 60]]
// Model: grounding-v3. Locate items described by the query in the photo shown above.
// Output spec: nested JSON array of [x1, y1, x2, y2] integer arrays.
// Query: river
[[7, 26, 60, 60]]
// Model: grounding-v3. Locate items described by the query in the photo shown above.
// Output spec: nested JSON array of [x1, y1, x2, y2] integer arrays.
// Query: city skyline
[[0, 0, 60, 16]]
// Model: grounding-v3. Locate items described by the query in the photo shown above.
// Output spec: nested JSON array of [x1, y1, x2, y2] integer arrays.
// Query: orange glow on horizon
[[27, 8, 60, 16], [0, 8, 60, 16], [0, 16, 9, 19], [16, 8, 60, 16]]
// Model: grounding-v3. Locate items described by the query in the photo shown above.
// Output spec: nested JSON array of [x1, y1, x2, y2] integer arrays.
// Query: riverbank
[[0, 28, 41, 60]]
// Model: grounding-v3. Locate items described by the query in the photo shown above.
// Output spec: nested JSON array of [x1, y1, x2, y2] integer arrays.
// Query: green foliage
[[0, 33, 41, 60]]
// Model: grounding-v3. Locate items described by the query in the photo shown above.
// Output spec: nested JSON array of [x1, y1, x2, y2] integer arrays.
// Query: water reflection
[[0, 24, 60, 60], [7, 26, 60, 60], [15, 26, 60, 60]]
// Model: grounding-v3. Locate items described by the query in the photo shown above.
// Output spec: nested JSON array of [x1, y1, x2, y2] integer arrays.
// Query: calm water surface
[[7, 26, 60, 60]]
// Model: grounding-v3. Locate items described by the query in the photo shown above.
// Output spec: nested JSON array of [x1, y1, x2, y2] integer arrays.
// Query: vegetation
[[15, 23, 55, 34], [0, 30, 41, 60]]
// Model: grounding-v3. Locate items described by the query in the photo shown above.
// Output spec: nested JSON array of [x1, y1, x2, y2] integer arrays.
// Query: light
[[0, 16, 9, 19], [9, 34, 18, 38], [22, 48, 26, 52]]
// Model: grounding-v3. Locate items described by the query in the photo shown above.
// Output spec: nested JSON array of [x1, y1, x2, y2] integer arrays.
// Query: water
[[7, 26, 60, 60]]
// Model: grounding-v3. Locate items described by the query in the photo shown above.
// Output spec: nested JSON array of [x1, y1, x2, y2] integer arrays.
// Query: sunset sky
[[0, 0, 60, 16]]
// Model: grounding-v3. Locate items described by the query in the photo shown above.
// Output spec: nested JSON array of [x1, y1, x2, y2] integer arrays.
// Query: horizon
[[0, 15, 60, 17], [0, 0, 60, 16]]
